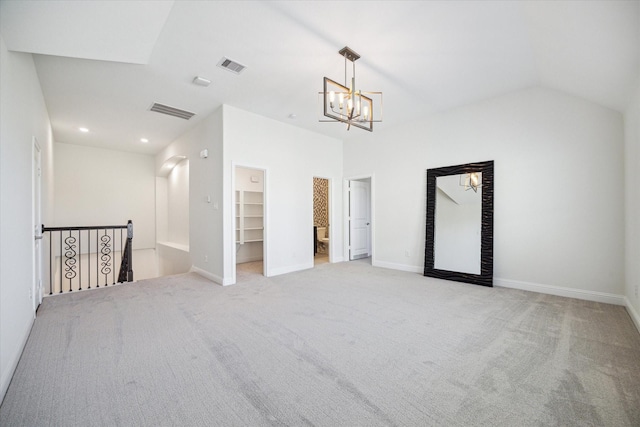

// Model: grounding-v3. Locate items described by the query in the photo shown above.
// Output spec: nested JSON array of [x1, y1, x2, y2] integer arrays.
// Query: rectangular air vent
[[149, 102, 196, 120], [217, 57, 246, 74]]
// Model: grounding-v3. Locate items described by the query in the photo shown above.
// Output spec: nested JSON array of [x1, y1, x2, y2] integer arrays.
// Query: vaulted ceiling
[[1, 1, 638, 154]]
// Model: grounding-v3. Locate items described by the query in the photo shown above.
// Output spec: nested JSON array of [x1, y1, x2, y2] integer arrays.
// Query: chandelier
[[319, 46, 382, 132], [460, 172, 482, 193]]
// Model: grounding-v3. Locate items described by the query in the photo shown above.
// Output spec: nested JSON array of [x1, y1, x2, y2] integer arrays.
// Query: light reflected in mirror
[[434, 174, 482, 274]]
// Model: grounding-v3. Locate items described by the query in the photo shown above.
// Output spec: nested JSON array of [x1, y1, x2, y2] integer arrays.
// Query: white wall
[[155, 177, 168, 242], [0, 36, 54, 402], [624, 77, 640, 329], [155, 158, 190, 276], [53, 143, 157, 280], [223, 105, 344, 281], [344, 87, 625, 299], [167, 159, 189, 246], [156, 108, 224, 283], [54, 143, 156, 249]]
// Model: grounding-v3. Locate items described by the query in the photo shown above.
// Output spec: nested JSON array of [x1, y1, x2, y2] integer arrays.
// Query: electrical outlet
[[405, 250, 410, 257], [204, 255, 208, 263]]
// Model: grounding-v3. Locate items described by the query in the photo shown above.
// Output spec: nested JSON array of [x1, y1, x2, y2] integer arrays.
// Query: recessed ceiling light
[[140, 138, 149, 143], [288, 113, 297, 119], [79, 127, 89, 133]]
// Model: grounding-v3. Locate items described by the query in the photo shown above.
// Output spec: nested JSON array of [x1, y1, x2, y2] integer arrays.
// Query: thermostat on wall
[[200, 149, 208, 159], [250, 175, 259, 183]]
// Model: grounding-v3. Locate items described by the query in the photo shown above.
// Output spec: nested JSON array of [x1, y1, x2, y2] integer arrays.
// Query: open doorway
[[235, 166, 265, 280], [32, 137, 43, 312], [346, 177, 372, 262], [313, 177, 330, 266]]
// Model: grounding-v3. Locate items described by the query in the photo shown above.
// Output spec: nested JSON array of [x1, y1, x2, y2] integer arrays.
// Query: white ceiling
[[1, 0, 638, 155]]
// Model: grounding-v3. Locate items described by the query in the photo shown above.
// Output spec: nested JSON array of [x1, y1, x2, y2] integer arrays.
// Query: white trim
[[190, 265, 230, 286], [268, 262, 313, 277], [312, 175, 333, 264], [0, 316, 34, 403], [624, 297, 640, 334], [231, 163, 268, 285], [32, 136, 43, 312], [343, 174, 374, 262], [372, 260, 422, 274], [43, 280, 140, 297], [494, 277, 625, 306]]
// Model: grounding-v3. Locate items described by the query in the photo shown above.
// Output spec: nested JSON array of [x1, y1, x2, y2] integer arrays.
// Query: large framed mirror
[[424, 160, 494, 287]]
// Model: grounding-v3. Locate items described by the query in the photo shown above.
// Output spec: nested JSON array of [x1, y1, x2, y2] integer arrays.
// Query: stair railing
[[41, 220, 134, 294]]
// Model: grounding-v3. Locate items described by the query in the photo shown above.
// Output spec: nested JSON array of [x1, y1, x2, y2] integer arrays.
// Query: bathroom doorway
[[313, 177, 330, 266]]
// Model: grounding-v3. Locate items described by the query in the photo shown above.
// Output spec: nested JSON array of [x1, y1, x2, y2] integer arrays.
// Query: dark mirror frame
[[424, 160, 494, 287]]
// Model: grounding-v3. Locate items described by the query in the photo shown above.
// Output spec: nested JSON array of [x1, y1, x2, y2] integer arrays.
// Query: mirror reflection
[[434, 173, 482, 274]]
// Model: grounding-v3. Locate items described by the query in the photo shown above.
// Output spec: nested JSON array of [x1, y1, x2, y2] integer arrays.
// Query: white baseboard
[[1, 315, 34, 404], [494, 277, 626, 306], [190, 266, 231, 286], [624, 297, 640, 334], [268, 262, 313, 277], [372, 260, 422, 274]]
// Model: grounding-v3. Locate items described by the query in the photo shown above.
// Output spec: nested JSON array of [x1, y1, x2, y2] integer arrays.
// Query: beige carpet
[[1, 260, 639, 426], [237, 260, 264, 281]]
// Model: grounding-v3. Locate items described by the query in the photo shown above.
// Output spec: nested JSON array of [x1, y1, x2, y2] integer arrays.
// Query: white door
[[33, 140, 43, 310], [349, 180, 371, 260]]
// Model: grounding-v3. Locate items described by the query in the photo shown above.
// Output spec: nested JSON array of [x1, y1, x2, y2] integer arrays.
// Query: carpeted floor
[[1, 260, 639, 426]]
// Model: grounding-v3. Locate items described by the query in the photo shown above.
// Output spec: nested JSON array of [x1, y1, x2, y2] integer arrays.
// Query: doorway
[[235, 166, 265, 280], [313, 177, 330, 265], [346, 177, 372, 261], [32, 137, 43, 312]]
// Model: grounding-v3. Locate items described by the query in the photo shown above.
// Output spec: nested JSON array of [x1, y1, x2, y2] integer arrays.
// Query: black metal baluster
[[48, 229, 52, 295], [78, 230, 82, 291], [96, 229, 99, 287], [101, 229, 112, 287], [127, 220, 133, 282], [65, 230, 76, 292], [112, 228, 115, 285], [118, 229, 122, 283], [87, 230, 91, 289], [59, 231, 62, 294], [102, 229, 107, 287]]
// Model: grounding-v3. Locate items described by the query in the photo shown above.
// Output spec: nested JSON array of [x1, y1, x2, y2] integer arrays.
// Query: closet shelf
[[235, 190, 264, 245]]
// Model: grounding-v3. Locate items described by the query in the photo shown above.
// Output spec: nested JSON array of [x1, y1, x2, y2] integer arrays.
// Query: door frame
[[32, 137, 43, 313], [343, 174, 374, 263], [231, 163, 268, 283], [312, 176, 332, 263]]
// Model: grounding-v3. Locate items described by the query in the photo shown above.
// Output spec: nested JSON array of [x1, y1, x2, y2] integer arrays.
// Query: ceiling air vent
[[217, 57, 246, 74], [149, 102, 196, 120]]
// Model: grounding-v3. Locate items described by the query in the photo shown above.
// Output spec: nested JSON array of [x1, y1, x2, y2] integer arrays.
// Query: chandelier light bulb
[[471, 173, 479, 187], [339, 92, 344, 109], [329, 91, 335, 108]]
